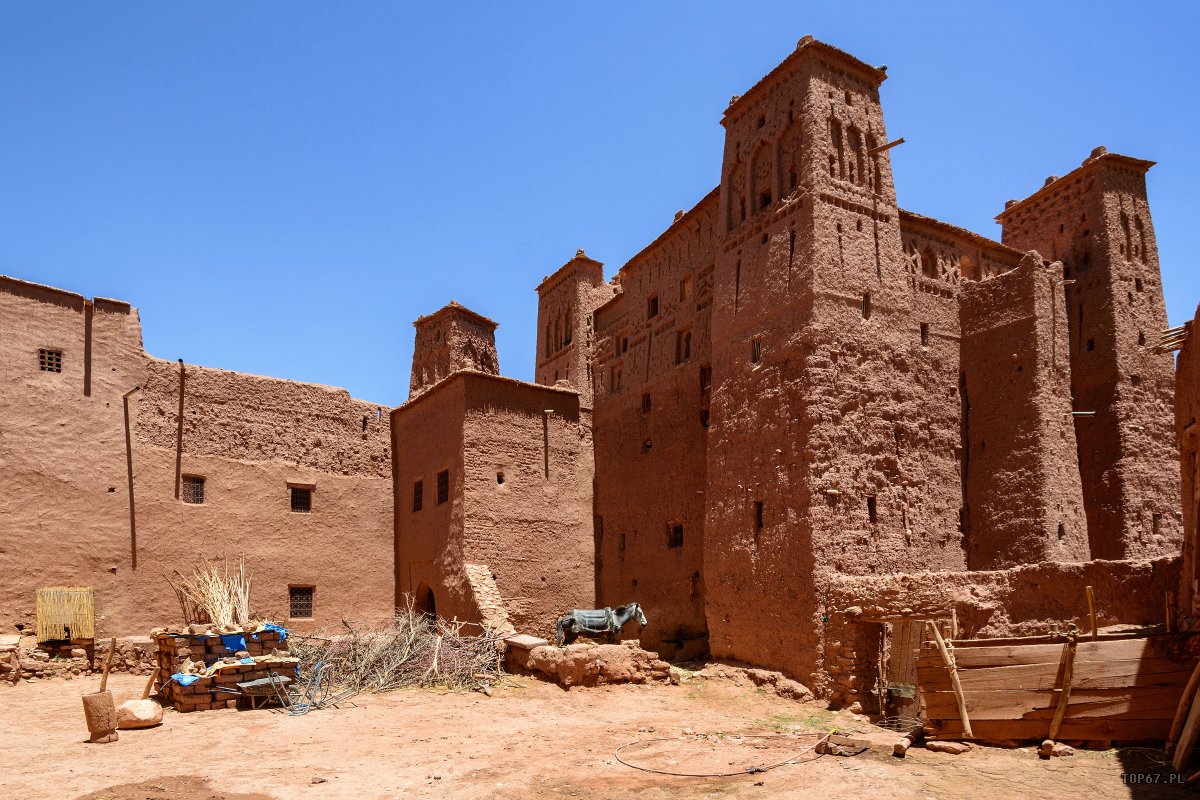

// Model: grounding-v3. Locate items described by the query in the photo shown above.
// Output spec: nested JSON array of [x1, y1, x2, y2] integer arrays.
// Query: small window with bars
[[290, 485, 313, 513], [181, 475, 205, 504], [38, 349, 63, 373], [412, 480, 423, 512], [437, 470, 450, 505], [289, 586, 314, 618]]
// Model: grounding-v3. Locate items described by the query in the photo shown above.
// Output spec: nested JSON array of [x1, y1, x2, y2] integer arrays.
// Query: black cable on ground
[[614, 730, 833, 778]]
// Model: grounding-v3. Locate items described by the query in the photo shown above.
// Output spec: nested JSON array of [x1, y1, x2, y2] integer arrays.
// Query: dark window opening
[[641, 392, 652, 414], [290, 486, 312, 513], [754, 501, 764, 530], [751, 338, 762, 364], [412, 480, 423, 512], [699, 409, 710, 428], [621, 337, 629, 354], [647, 295, 659, 320], [1153, 513, 1163, 536], [1087, 338, 1095, 352], [1057, 522, 1066, 541], [181, 475, 205, 505], [760, 192, 772, 210], [1135, 278, 1144, 292], [920, 323, 929, 346], [699, 365, 712, 392], [496, 472, 505, 485], [436, 469, 449, 505], [289, 586, 314, 618], [38, 348, 62, 373], [668, 524, 684, 549], [862, 292, 872, 320], [1139, 331, 1146, 346], [675, 329, 692, 364], [680, 275, 693, 301], [867, 496, 877, 523], [756, 115, 765, 129]]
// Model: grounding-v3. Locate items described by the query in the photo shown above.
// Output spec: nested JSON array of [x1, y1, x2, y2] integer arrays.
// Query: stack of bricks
[[153, 628, 296, 713]]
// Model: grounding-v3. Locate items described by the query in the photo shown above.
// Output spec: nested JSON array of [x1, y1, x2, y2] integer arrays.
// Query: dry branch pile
[[167, 557, 253, 629], [290, 601, 506, 694]]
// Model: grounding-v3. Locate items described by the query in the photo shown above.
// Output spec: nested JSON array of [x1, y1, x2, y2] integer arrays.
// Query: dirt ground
[[0, 672, 1191, 800]]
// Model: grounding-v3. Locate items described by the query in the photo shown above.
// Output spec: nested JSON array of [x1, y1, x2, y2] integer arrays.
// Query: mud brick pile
[[153, 628, 297, 713]]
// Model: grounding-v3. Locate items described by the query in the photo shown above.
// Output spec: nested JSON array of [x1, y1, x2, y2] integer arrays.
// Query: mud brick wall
[[536, 251, 616, 407], [154, 630, 291, 712], [1177, 309, 1200, 618], [820, 557, 1179, 708], [589, 192, 717, 661], [999, 151, 1179, 560]]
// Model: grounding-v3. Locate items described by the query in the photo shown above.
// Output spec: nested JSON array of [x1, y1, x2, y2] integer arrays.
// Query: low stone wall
[[0, 636, 155, 683], [508, 639, 671, 688]]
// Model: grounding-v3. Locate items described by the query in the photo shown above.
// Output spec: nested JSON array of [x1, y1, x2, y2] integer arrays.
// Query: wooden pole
[[1086, 586, 1097, 641], [1047, 637, 1077, 741], [141, 666, 160, 700], [1168, 660, 1200, 749], [99, 637, 116, 693], [927, 620, 973, 739]]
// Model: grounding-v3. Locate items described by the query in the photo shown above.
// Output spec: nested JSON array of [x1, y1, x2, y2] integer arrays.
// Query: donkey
[[555, 603, 647, 646]]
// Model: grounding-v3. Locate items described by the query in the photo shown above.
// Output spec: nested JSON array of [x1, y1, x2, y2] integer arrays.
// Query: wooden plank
[[1174, 690, 1200, 772], [917, 658, 1193, 692], [942, 630, 1154, 649], [921, 685, 1185, 721], [917, 637, 1174, 668], [1168, 659, 1200, 745], [929, 717, 1171, 741]]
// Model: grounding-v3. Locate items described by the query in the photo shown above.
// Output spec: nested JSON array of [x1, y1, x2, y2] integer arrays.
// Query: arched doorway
[[414, 583, 437, 620]]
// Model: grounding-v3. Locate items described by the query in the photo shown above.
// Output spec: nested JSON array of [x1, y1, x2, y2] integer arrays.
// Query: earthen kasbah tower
[[536, 35, 1181, 688]]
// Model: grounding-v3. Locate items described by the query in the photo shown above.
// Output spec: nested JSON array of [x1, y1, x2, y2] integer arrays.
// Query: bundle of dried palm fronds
[[290, 597, 506, 694], [167, 556, 254, 628]]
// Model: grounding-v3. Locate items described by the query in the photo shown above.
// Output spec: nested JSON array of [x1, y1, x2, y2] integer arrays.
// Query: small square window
[[412, 480, 423, 512], [289, 586, 314, 618], [290, 486, 312, 513], [181, 475, 205, 505], [437, 469, 449, 505], [668, 523, 684, 549], [38, 349, 62, 373], [647, 295, 659, 320], [641, 392, 652, 414]]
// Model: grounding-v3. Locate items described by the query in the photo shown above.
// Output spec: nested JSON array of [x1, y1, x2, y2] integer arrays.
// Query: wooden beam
[[1086, 586, 1098, 641], [927, 620, 973, 739], [1047, 638, 1078, 740], [1169, 660, 1200, 749]]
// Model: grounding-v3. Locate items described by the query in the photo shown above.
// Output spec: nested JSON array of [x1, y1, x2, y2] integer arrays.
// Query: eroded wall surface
[[1177, 309, 1200, 616], [960, 254, 1089, 568], [0, 276, 395, 634], [590, 192, 717, 659], [393, 370, 594, 640], [1000, 152, 1180, 560]]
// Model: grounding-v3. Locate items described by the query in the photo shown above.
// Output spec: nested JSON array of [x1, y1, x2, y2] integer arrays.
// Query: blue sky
[[2, 3, 1197, 405]]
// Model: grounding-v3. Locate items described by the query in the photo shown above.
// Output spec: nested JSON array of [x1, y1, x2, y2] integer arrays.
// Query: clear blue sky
[[2, 3, 1197, 406]]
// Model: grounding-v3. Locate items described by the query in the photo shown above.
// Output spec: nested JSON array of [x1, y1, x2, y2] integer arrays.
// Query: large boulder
[[524, 640, 671, 688], [117, 699, 164, 729]]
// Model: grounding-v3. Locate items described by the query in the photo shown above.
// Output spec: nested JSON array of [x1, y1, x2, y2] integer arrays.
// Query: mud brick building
[[1, 35, 1188, 707], [536, 36, 1180, 689]]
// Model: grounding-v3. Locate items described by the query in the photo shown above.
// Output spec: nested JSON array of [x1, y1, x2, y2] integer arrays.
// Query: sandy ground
[[0, 673, 1191, 799]]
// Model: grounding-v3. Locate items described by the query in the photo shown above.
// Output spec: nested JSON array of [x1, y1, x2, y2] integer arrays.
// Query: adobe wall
[[0, 276, 396, 635], [409, 302, 499, 399], [131, 359, 394, 630], [460, 375, 594, 639], [960, 254, 1089, 568], [591, 191, 718, 659], [704, 39, 973, 685], [1177, 309, 1200, 617], [821, 557, 1179, 707], [391, 376, 475, 623], [0, 276, 147, 634], [535, 252, 613, 406], [999, 151, 1180, 560]]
